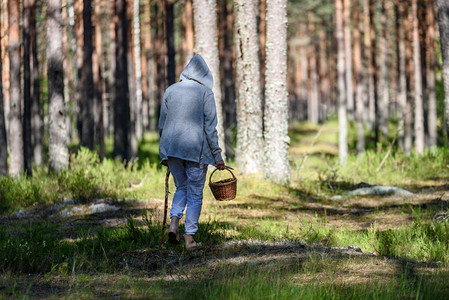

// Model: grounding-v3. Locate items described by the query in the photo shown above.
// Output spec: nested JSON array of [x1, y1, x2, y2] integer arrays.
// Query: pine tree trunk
[[369, 0, 379, 141], [363, 0, 375, 129], [113, 0, 131, 160], [404, 0, 414, 154], [412, 0, 425, 153], [437, 0, 449, 142], [165, 0, 175, 86], [234, 0, 263, 174], [426, 0, 437, 149], [8, 0, 24, 177], [336, 0, 348, 164], [297, 24, 308, 121], [133, 0, 143, 140], [353, 0, 365, 154], [127, 0, 137, 158], [80, 0, 95, 149], [307, 12, 319, 124], [218, 0, 236, 158], [343, 0, 354, 121], [154, 0, 167, 124], [319, 22, 330, 121], [93, 0, 105, 158], [264, 0, 290, 183], [31, 0, 41, 166], [259, 0, 266, 95], [378, 0, 389, 136], [1, 1, 10, 142], [23, 0, 35, 175], [0, 3, 7, 176], [396, 0, 407, 149], [183, 0, 194, 65], [48, 0, 69, 172], [143, 1, 155, 131], [193, 0, 226, 159]]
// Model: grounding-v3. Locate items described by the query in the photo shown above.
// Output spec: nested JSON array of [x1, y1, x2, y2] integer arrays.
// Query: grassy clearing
[[1, 122, 449, 298]]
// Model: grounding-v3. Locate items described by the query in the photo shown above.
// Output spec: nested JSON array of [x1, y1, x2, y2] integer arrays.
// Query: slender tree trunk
[[404, 0, 414, 154], [154, 0, 167, 125], [412, 0, 425, 153], [353, 0, 365, 153], [165, 0, 175, 86], [426, 0, 437, 149], [234, 0, 263, 174], [127, 0, 137, 158], [297, 24, 308, 121], [378, 0, 389, 136], [343, 0, 354, 121], [437, 0, 449, 142], [80, 0, 95, 149], [319, 22, 330, 122], [369, 0, 379, 142], [396, 0, 407, 149], [0, 3, 7, 176], [8, 0, 24, 177], [183, 0, 194, 64], [363, 0, 374, 128], [143, 1, 155, 131], [336, 0, 348, 165], [31, 0, 41, 166], [259, 0, 266, 96], [74, 0, 83, 141], [307, 12, 319, 124], [23, 0, 35, 175], [264, 0, 290, 183], [114, 0, 131, 160], [133, 0, 143, 140], [93, 0, 105, 158], [48, 0, 69, 172], [1, 1, 10, 142], [218, 0, 236, 158], [193, 0, 226, 159]]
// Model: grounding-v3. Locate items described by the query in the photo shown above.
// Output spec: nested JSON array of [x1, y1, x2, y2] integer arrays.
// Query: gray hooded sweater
[[158, 54, 223, 166]]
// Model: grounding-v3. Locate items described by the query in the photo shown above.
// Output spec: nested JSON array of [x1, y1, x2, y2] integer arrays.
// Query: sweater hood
[[179, 54, 213, 90]]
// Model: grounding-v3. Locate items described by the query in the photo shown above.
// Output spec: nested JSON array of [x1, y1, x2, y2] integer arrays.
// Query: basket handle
[[209, 168, 236, 184]]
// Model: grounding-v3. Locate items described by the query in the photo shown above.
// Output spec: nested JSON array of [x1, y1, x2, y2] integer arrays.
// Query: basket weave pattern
[[208, 168, 237, 201]]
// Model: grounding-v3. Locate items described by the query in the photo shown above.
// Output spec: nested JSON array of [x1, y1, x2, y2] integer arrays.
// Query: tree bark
[[114, 0, 131, 160], [80, 0, 95, 149], [193, 0, 226, 159], [23, 0, 36, 175], [8, 0, 24, 177], [353, 0, 365, 154], [264, 0, 290, 183], [336, 0, 348, 165], [0, 3, 7, 176], [363, 0, 374, 129], [165, 0, 175, 86], [48, 0, 69, 172], [234, 0, 263, 174], [93, 0, 105, 158], [218, 0, 236, 158], [404, 0, 414, 154], [378, 0, 389, 136], [133, 0, 143, 140], [318, 22, 330, 122], [426, 0, 437, 149], [369, 0, 379, 142], [183, 0, 194, 65], [343, 0, 354, 121], [412, 0, 425, 153], [31, 0, 41, 167], [307, 12, 319, 124], [437, 0, 449, 142], [396, 0, 407, 150], [143, 1, 155, 131], [1, 1, 10, 142]]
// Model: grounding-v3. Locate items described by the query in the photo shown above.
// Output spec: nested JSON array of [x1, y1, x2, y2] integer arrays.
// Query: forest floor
[[1, 121, 449, 299]]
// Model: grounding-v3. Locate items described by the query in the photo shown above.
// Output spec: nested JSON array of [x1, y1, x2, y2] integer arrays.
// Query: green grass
[[1, 122, 449, 298]]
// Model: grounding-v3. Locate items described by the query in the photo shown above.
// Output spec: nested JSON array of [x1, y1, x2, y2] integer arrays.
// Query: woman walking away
[[158, 54, 225, 250]]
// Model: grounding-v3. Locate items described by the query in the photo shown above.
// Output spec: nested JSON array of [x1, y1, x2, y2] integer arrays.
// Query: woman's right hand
[[215, 160, 225, 170]]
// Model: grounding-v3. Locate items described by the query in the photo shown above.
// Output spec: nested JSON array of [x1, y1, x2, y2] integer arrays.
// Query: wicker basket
[[209, 168, 237, 201]]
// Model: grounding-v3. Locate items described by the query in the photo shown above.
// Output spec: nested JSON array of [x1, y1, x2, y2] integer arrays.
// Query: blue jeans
[[167, 157, 208, 235]]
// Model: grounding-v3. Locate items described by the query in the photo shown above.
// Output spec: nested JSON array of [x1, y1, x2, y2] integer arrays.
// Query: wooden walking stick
[[161, 167, 170, 247]]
